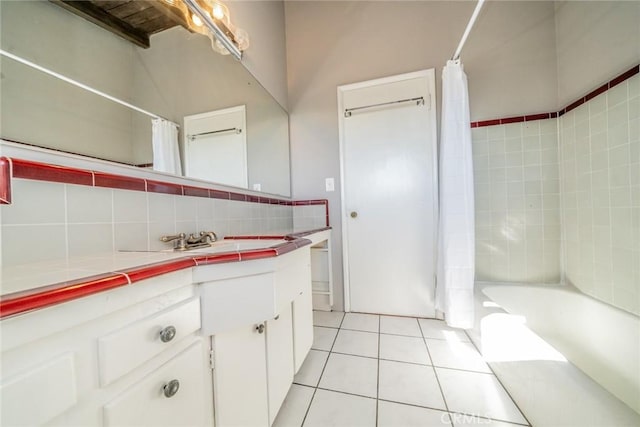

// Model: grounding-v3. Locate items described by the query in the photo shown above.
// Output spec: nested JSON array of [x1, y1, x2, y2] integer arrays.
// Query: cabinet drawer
[[98, 298, 201, 386], [103, 341, 207, 427], [1, 353, 77, 426]]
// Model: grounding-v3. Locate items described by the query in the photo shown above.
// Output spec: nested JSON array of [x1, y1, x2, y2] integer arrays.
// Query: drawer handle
[[163, 379, 180, 398], [159, 326, 177, 343], [255, 323, 265, 334]]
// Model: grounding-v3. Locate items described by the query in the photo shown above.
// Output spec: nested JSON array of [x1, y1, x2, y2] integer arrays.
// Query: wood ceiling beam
[[49, 0, 150, 48], [142, 0, 192, 34]]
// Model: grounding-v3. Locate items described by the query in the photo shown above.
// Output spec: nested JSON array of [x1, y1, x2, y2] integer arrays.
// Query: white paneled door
[[338, 70, 438, 317], [183, 106, 247, 189]]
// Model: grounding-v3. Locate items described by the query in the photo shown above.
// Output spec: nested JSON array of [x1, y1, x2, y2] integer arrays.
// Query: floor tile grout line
[[300, 312, 345, 426], [315, 386, 377, 400], [311, 348, 494, 375], [375, 398, 452, 418], [463, 329, 533, 427], [417, 318, 451, 418], [307, 314, 529, 426]]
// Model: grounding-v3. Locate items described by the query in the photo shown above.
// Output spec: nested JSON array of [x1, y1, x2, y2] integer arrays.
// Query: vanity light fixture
[[181, 0, 249, 60]]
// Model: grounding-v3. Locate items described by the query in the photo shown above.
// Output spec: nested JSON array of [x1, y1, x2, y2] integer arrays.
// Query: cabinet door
[[266, 305, 294, 426], [212, 324, 269, 427], [103, 341, 207, 427], [292, 290, 314, 373]]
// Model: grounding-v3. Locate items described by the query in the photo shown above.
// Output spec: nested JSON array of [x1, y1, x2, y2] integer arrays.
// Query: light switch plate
[[325, 178, 335, 192]]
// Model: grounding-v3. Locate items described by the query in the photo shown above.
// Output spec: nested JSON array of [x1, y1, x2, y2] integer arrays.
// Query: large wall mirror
[[0, 0, 291, 197]]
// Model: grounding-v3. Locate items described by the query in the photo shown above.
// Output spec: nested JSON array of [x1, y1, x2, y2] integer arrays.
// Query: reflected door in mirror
[[183, 106, 247, 188]]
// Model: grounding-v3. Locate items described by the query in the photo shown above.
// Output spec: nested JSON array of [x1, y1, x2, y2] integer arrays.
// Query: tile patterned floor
[[274, 311, 530, 427]]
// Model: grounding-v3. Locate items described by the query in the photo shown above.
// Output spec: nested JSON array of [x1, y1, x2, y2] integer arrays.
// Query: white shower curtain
[[436, 60, 475, 329], [152, 118, 182, 175]]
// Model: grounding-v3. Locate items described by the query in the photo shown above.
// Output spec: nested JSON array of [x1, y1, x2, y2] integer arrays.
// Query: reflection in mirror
[[0, 0, 291, 196]]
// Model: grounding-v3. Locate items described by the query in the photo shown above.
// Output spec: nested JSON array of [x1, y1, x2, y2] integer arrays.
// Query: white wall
[[285, 1, 559, 310], [555, 1, 640, 107], [228, 0, 289, 110]]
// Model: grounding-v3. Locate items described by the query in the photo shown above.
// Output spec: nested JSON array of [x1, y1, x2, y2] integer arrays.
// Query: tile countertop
[[0, 227, 331, 319]]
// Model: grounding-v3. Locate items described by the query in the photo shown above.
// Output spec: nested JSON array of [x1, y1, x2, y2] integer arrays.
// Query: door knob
[[350, 211, 358, 218]]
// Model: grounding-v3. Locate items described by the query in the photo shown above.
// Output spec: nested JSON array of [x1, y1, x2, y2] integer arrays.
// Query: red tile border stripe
[[183, 185, 210, 198], [94, 172, 146, 191], [0, 157, 11, 204], [0, 156, 310, 207], [11, 158, 94, 186], [471, 64, 639, 128], [146, 179, 183, 195]]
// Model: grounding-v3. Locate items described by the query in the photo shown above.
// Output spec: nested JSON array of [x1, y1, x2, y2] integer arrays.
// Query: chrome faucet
[[160, 233, 188, 251], [161, 231, 218, 251]]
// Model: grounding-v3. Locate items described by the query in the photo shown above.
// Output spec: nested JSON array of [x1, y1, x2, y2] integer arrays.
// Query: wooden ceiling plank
[[143, 0, 192, 33], [49, 0, 150, 48], [138, 15, 178, 35], [109, 1, 154, 20], [92, 1, 131, 11]]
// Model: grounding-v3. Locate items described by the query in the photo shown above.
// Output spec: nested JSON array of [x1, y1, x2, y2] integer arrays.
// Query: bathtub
[[471, 282, 640, 427]]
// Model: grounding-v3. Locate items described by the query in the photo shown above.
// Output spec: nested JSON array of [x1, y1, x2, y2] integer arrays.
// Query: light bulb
[[191, 13, 203, 27], [212, 3, 225, 20]]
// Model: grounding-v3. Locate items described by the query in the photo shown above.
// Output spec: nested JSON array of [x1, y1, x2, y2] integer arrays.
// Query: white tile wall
[[1, 180, 294, 268], [559, 74, 640, 315], [473, 118, 561, 283], [293, 204, 326, 232]]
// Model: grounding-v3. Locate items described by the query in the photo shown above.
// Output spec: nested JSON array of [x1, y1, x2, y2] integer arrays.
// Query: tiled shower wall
[[1, 178, 293, 267], [473, 119, 561, 283], [559, 74, 639, 315]]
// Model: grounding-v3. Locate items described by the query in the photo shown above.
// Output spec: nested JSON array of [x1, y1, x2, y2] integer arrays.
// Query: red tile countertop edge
[[0, 232, 323, 319], [0, 157, 11, 204], [0, 273, 130, 318], [471, 64, 639, 128]]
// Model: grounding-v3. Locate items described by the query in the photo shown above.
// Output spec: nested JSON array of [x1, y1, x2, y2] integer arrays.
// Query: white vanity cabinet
[[0, 270, 212, 427], [211, 304, 294, 427], [201, 247, 313, 427], [103, 341, 208, 427]]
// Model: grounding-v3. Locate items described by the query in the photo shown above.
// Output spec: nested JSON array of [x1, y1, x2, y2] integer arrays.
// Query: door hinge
[[209, 350, 215, 370]]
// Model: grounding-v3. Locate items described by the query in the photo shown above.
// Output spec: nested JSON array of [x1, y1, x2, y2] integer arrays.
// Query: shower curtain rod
[[452, 0, 485, 61], [0, 49, 180, 128]]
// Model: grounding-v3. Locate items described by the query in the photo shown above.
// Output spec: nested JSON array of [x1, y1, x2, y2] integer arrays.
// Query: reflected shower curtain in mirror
[[436, 60, 475, 329], [152, 118, 182, 175]]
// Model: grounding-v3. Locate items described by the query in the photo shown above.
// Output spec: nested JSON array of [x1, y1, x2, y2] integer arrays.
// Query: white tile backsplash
[[2, 180, 66, 225], [68, 223, 114, 257], [2, 224, 67, 266], [66, 185, 112, 224], [1, 175, 294, 267], [113, 189, 148, 223]]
